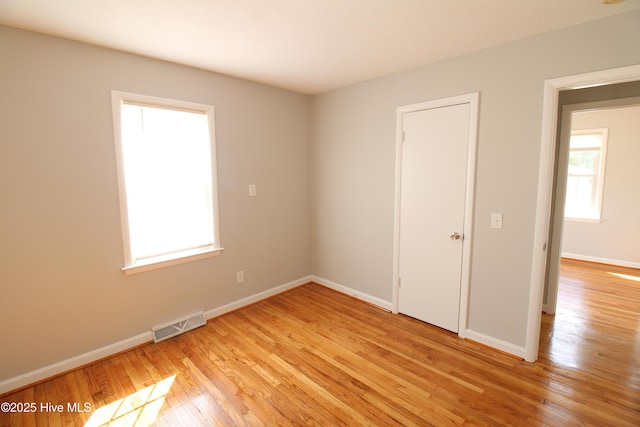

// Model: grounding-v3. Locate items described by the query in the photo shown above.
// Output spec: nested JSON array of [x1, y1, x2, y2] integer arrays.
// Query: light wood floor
[[1, 259, 639, 426]]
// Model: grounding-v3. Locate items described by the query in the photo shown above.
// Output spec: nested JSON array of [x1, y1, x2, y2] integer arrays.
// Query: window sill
[[564, 217, 603, 224], [122, 246, 223, 275]]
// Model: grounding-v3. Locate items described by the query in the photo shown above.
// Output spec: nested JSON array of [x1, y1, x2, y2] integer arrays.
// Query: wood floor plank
[[2, 259, 639, 426]]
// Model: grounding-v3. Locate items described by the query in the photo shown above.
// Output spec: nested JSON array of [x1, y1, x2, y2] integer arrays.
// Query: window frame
[[564, 127, 608, 223], [111, 90, 223, 274]]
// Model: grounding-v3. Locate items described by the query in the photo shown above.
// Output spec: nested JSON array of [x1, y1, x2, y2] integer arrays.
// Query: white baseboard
[[0, 332, 152, 395], [463, 329, 526, 360], [204, 276, 312, 319], [2, 276, 529, 394], [311, 277, 528, 360], [0, 275, 313, 396], [311, 275, 393, 311], [562, 253, 640, 269]]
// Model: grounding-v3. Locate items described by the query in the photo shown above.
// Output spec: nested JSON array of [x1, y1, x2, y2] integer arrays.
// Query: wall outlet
[[248, 184, 256, 197], [236, 271, 245, 284]]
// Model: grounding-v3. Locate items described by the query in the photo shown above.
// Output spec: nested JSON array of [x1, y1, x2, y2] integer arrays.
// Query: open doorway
[[539, 99, 640, 373], [526, 65, 640, 362], [545, 99, 640, 316]]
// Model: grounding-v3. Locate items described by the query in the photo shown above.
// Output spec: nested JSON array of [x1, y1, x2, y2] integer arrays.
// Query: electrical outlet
[[248, 184, 256, 197], [236, 270, 245, 284]]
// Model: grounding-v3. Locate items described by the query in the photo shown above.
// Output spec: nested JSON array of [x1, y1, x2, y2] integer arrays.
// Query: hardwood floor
[[1, 259, 639, 426]]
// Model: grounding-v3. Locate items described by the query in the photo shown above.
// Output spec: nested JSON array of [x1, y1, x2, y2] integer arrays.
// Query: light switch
[[491, 213, 503, 229], [249, 184, 256, 197]]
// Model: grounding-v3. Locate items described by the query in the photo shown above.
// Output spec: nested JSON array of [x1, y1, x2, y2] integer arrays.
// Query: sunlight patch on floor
[[608, 272, 640, 282], [84, 375, 175, 427]]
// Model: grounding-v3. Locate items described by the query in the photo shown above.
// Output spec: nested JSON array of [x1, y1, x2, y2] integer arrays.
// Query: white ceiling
[[1, 0, 639, 94]]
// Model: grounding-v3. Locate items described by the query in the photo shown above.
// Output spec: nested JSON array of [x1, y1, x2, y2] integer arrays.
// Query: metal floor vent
[[152, 311, 206, 343]]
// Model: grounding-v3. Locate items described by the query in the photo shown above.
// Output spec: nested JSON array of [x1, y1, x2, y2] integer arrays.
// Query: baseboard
[[463, 329, 526, 360], [311, 275, 393, 311], [562, 253, 640, 269], [312, 277, 526, 359], [0, 332, 152, 395], [204, 276, 313, 319], [0, 275, 313, 396]]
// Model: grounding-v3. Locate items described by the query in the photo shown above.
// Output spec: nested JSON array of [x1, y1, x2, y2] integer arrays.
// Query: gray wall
[[0, 25, 311, 381], [562, 105, 640, 266], [2, 10, 640, 385], [311, 11, 640, 349]]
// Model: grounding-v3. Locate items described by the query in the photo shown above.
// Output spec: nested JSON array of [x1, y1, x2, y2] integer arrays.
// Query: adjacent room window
[[564, 128, 608, 222], [112, 91, 222, 274]]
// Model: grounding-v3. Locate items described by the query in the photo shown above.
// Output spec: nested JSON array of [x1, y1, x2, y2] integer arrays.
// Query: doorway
[[392, 93, 479, 335], [526, 64, 640, 362], [545, 100, 640, 315]]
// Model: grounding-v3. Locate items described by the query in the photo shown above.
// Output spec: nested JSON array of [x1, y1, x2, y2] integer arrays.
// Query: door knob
[[449, 232, 461, 240]]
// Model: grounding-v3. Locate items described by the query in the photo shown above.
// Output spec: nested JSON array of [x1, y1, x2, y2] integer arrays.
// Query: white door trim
[[526, 64, 640, 362], [392, 92, 479, 338]]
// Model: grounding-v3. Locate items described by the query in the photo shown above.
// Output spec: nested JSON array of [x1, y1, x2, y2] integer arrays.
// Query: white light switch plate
[[491, 213, 503, 229]]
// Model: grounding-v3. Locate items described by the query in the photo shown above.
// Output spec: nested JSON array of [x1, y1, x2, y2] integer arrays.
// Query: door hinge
[[398, 277, 401, 287], [401, 131, 405, 142]]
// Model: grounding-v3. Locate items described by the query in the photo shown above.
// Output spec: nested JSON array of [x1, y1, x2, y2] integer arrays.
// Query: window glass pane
[[565, 176, 594, 218], [569, 133, 602, 150], [564, 129, 606, 220], [120, 103, 214, 261], [568, 150, 597, 175]]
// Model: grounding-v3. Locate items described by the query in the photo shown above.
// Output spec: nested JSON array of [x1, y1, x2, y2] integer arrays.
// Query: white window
[[564, 128, 608, 222], [111, 91, 222, 274]]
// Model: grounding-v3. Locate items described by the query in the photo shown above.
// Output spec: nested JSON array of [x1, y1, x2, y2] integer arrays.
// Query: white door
[[397, 100, 473, 333]]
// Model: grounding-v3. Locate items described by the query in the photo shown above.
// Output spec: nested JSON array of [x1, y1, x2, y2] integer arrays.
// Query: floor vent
[[152, 311, 206, 343]]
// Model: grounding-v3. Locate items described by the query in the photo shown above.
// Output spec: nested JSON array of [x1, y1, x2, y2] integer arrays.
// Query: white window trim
[[564, 127, 608, 223], [111, 91, 223, 275], [121, 247, 221, 275], [564, 216, 604, 224]]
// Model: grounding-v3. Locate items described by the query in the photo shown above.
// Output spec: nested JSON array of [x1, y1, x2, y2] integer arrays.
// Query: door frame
[[526, 64, 640, 362], [392, 92, 480, 338]]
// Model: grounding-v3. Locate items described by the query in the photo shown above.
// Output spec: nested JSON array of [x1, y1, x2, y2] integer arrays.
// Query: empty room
[[1, 1, 639, 425]]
